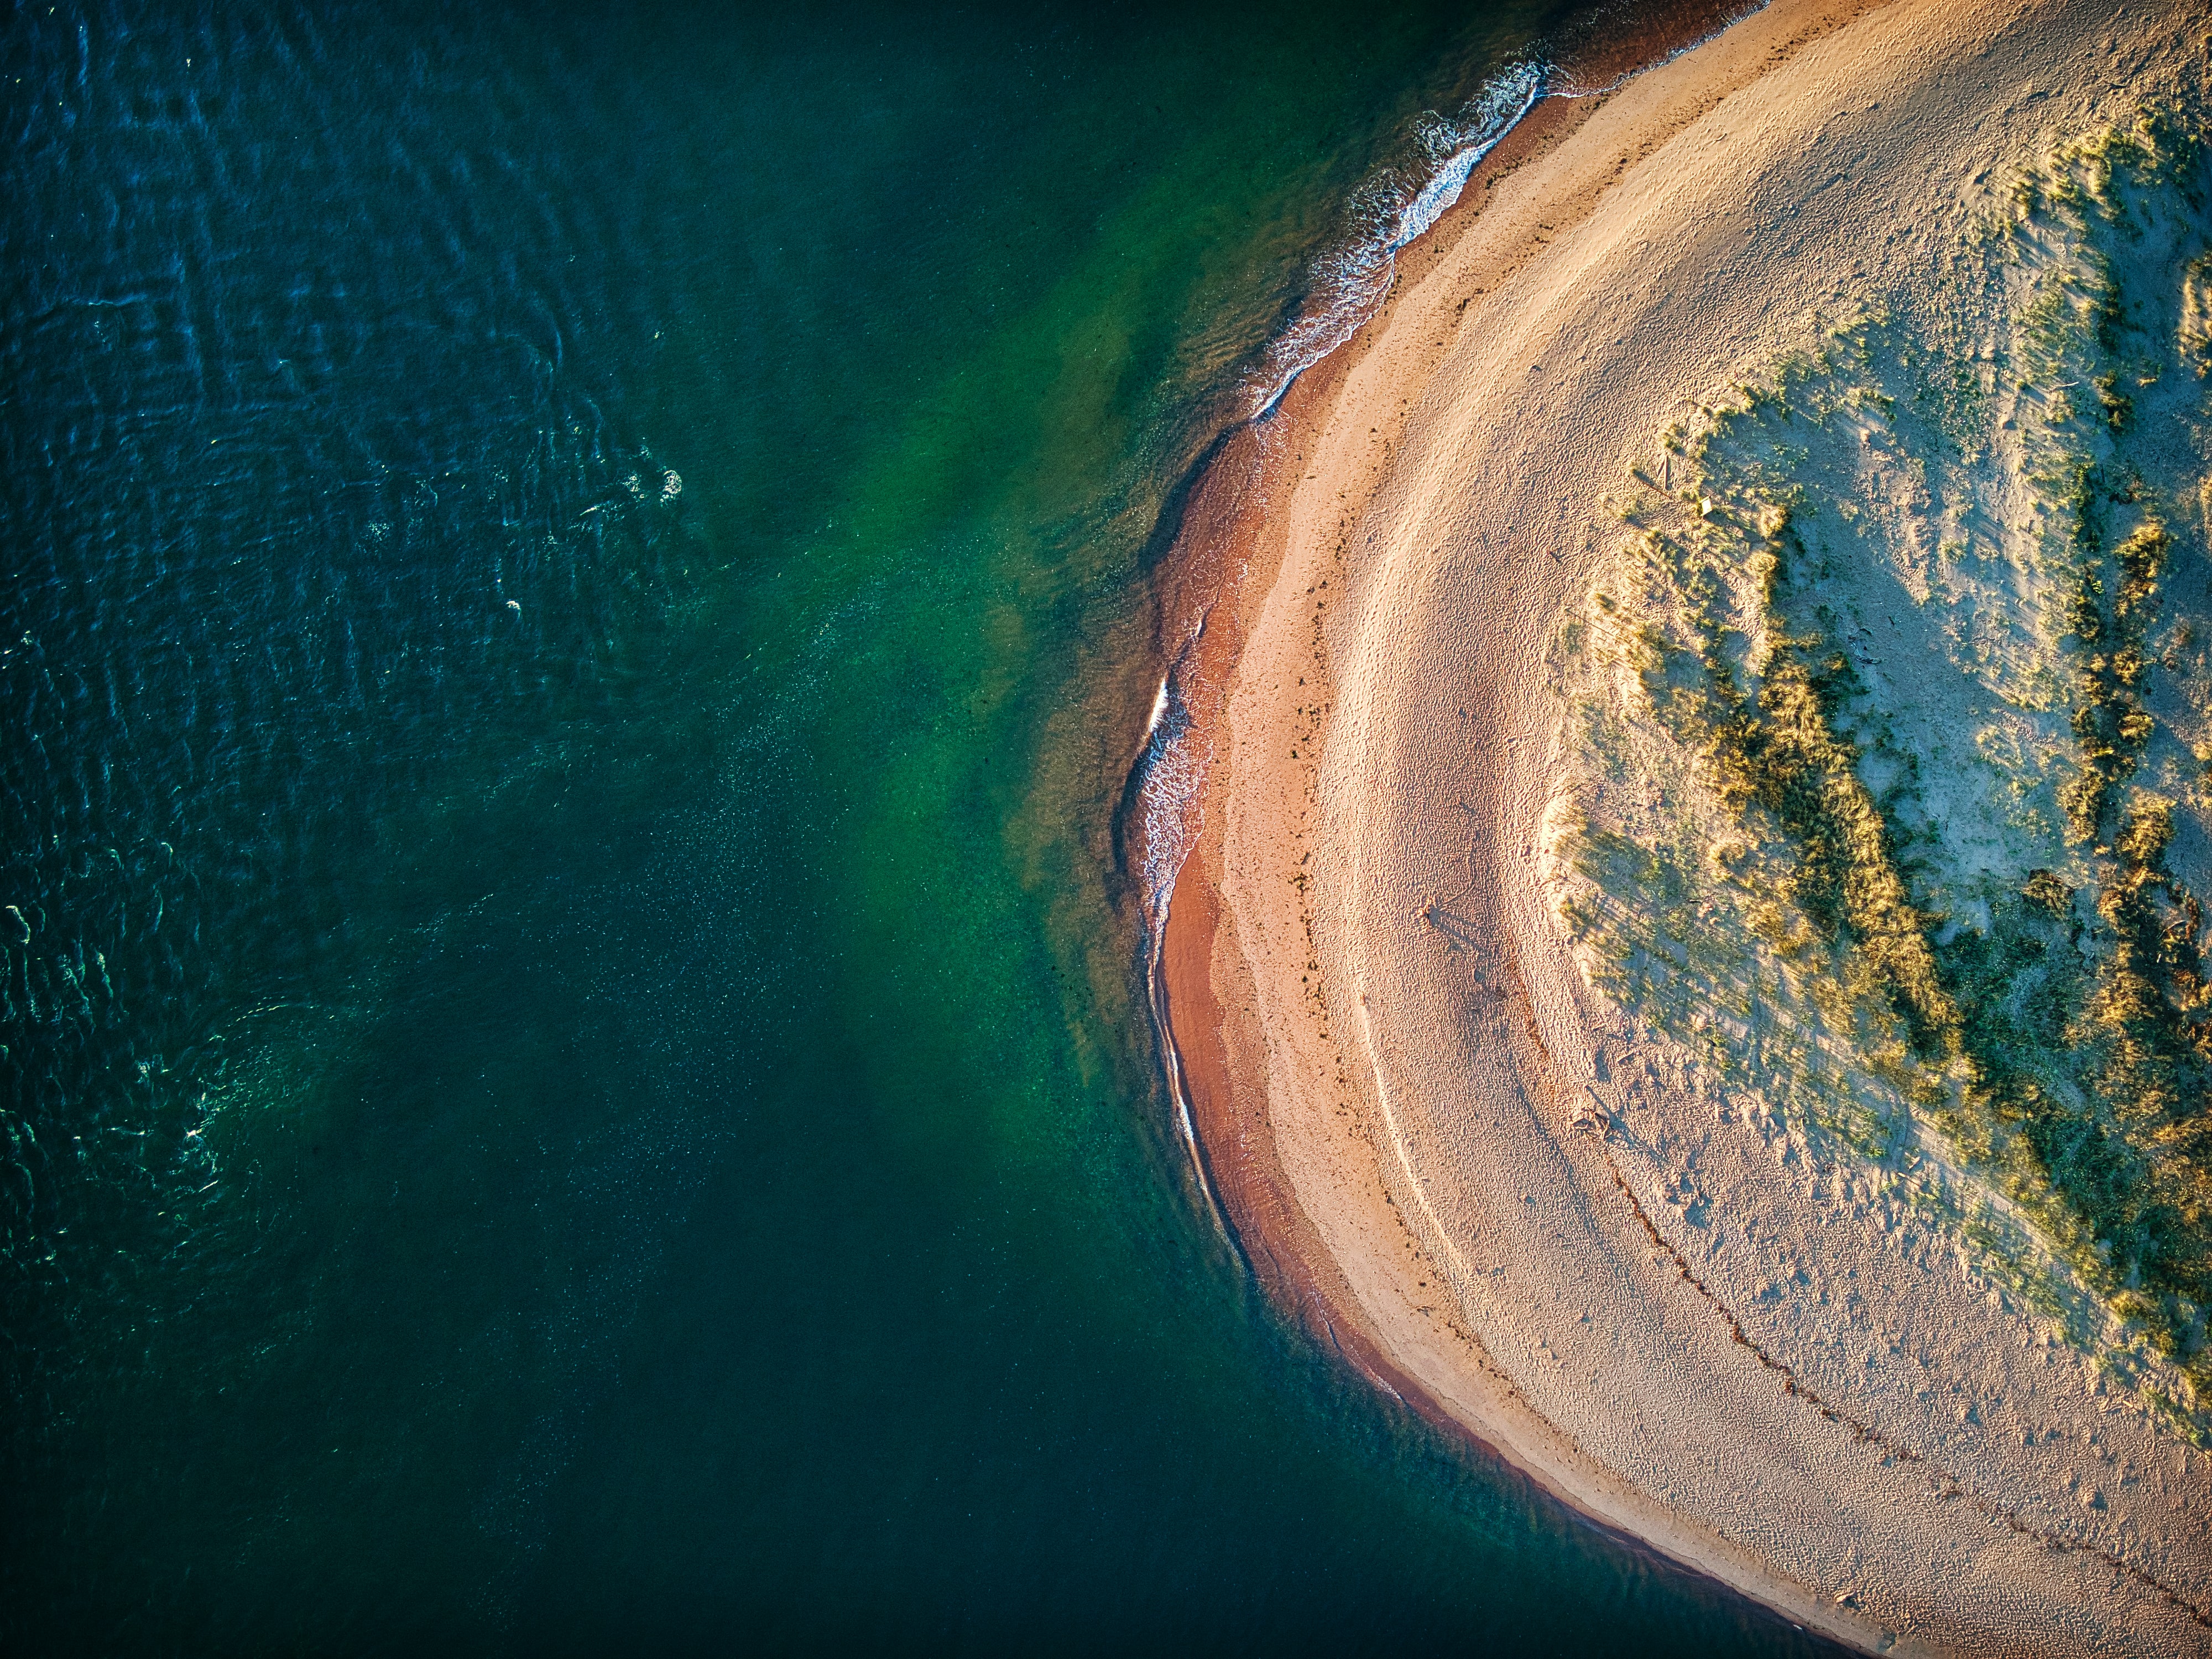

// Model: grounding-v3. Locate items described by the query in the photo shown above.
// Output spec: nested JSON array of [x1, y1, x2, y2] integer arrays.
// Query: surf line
[[1134, 609, 1233, 1241], [1130, 53, 1552, 1238], [1244, 59, 1546, 423]]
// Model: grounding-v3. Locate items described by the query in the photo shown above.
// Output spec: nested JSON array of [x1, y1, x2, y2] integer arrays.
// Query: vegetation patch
[[1547, 110, 2212, 1432]]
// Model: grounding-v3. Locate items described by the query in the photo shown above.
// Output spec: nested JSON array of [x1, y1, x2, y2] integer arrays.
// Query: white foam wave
[[1242, 60, 1546, 420], [1134, 650, 1208, 933]]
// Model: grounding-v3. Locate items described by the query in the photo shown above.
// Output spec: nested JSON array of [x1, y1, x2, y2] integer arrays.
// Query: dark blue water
[[3, 3, 1841, 1652]]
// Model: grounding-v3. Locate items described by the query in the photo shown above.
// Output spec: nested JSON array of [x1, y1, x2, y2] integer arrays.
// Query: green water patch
[[1552, 108, 2212, 1432], [2, 3, 1847, 1653]]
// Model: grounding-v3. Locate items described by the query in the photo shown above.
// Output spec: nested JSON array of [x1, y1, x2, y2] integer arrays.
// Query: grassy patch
[[1549, 107, 2212, 1426]]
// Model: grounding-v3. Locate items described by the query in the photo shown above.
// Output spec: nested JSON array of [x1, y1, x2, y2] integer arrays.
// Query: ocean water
[[2, 3, 1839, 1652]]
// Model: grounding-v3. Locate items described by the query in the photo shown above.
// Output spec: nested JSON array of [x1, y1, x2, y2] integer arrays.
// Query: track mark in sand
[[1592, 1099, 2212, 1629], [1352, 985, 1487, 1301], [1472, 922, 2208, 1624]]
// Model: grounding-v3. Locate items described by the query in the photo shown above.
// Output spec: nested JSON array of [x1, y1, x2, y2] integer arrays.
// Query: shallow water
[[4, 3, 1840, 1651]]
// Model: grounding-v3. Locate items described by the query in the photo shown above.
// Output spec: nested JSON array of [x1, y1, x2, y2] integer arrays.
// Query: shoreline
[[1148, 0, 2212, 1652]]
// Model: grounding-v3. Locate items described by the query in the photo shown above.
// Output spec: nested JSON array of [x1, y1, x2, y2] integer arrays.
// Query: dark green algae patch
[[1553, 108, 2212, 1433]]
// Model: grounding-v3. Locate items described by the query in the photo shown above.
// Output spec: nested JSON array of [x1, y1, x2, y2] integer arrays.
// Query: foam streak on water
[[1243, 59, 1546, 421]]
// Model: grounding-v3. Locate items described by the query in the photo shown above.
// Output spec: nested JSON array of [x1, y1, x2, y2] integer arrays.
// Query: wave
[[1241, 59, 1546, 421], [1134, 622, 1210, 935]]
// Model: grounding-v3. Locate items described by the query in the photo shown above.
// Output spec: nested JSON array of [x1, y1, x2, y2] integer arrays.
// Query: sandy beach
[[1162, 1, 2212, 1651]]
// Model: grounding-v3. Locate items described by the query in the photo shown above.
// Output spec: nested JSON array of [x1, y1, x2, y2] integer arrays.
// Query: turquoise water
[[3, 3, 1838, 1651]]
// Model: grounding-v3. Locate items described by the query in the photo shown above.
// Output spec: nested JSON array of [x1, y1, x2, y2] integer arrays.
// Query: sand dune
[[1189, 1, 2212, 1650]]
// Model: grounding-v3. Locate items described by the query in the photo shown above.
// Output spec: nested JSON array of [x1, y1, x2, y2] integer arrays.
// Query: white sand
[[1212, 1, 2212, 1651]]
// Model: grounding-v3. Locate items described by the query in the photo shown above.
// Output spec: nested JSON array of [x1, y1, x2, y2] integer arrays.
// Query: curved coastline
[[1140, 0, 1782, 1315], [1159, 1, 2212, 1653]]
